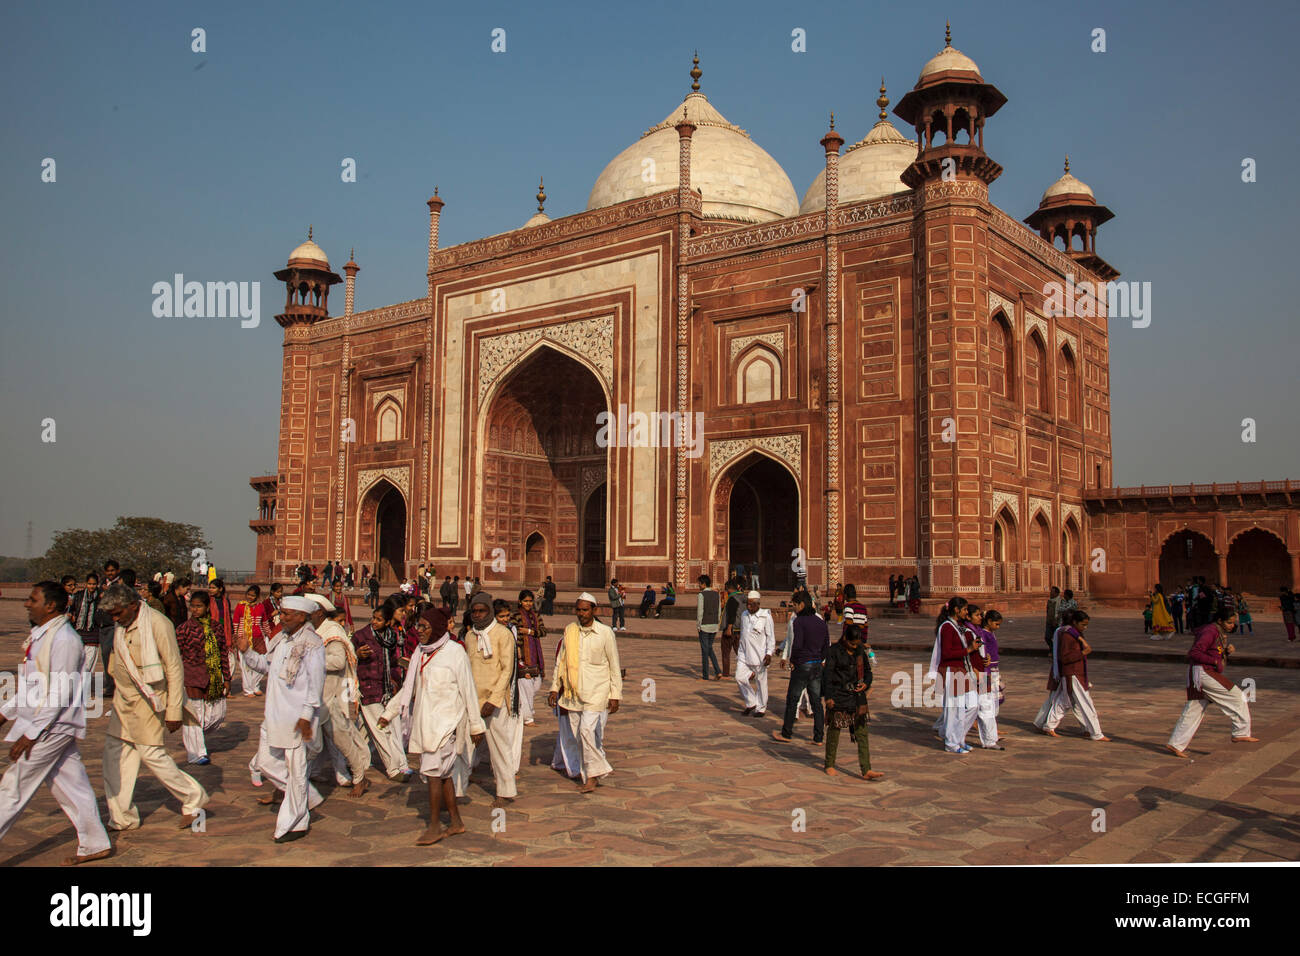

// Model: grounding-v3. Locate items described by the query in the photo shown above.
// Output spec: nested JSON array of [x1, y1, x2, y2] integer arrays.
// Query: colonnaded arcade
[[249, 30, 1300, 601]]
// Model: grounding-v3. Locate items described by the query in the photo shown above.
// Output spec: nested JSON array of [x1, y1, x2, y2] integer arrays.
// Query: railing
[[1087, 480, 1300, 499]]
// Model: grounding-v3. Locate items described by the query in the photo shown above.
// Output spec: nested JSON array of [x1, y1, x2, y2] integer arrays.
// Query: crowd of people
[[0, 560, 623, 860], [1142, 579, 1297, 641], [0, 558, 1273, 863]]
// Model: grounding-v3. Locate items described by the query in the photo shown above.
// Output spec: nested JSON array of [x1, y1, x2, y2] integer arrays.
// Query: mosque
[[249, 27, 1300, 602]]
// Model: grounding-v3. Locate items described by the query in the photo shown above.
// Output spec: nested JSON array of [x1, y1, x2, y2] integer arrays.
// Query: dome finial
[[877, 78, 889, 120], [536, 176, 546, 213], [349, 246, 354, 260], [1064, 155, 1070, 173], [945, 20, 952, 47], [690, 51, 701, 92], [829, 110, 835, 130], [307, 224, 313, 242]]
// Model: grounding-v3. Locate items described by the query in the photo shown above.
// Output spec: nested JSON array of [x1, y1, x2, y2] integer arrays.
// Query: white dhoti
[[551, 705, 586, 777], [567, 709, 612, 782], [518, 676, 543, 722], [1169, 678, 1252, 752], [942, 673, 978, 751], [359, 702, 409, 779], [417, 735, 458, 780], [471, 710, 522, 798], [240, 657, 263, 695], [1039, 676, 1104, 739], [249, 723, 268, 785], [0, 732, 112, 857], [259, 743, 323, 839], [319, 704, 371, 784], [103, 733, 209, 830], [735, 660, 769, 713], [80, 645, 100, 680], [181, 696, 227, 763]]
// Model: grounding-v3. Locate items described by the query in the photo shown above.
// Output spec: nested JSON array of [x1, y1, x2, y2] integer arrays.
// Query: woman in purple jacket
[[1166, 607, 1259, 757]]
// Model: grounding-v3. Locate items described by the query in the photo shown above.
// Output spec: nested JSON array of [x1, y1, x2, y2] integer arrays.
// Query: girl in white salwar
[[379, 607, 485, 845], [1166, 608, 1259, 757]]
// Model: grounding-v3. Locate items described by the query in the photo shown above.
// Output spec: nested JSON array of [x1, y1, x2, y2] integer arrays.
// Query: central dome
[[587, 71, 798, 223]]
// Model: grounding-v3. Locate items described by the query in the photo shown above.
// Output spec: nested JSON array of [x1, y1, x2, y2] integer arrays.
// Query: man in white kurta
[[735, 592, 775, 717], [463, 592, 522, 806], [0, 583, 112, 864], [99, 583, 209, 831], [235, 596, 326, 842], [548, 594, 622, 793], [379, 607, 485, 844], [306, 595, 371, 797]]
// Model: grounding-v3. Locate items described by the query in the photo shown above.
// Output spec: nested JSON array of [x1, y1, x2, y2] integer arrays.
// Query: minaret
[[426, 188, 444, 296], [1024, 158, 1119, 280], [673, 58, 698, 589], [820, 112, 844, 591], [272, 228, 341, 578], [336, 249, 360, 563], [894, 26, 1006, 596]]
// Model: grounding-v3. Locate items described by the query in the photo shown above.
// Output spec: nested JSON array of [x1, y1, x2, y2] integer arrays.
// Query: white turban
[[281, 595, 316, 613], [305, 593, 336, 612], [747, 590, 761, 601], [577, 592, 598, 606]]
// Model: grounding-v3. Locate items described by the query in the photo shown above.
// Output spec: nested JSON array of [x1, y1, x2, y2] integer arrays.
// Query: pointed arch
[[989, 310, 1015, 400], [710, 450, 801, 591], [1025, 329, 1050, 414], [375, 396, 402, 443], [1058, 343, 1079, 424], [735, 344, 782, 404]]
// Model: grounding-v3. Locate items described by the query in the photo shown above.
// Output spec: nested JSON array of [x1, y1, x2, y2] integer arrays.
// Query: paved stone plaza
[[0, 600, 1296, 866]]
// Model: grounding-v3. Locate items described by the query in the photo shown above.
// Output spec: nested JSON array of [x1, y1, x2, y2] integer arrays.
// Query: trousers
[[470, 709, 522, 798], [103, 733, 208, 830], [735, 660, 769, 713], [0, 732, 111, 857], [566, 709, 612, 782], [259, 743, 323, 838], [359, 702, 409, 778], [1168, 678, 1251, 751], [824, 717, 871, 772]]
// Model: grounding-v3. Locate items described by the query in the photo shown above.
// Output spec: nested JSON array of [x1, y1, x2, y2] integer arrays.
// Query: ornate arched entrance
[[581, 484, 607, 588], [718, 453, 799, 591], [993, 508, 1018, 590], [480, 345, 608, 586], [1159, 529, 1217, 588], [1228, 528, 1292, 595], [357, 479, 407, 585]]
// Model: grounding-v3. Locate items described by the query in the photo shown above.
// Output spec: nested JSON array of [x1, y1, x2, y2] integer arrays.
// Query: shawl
[[210, 594, 233, 644], [320, 618, 359, 718], [557, 622, 592, 702], [116, 603, 166, 711], [199, 617, 225, 702], [72, 589, 98, 633], [281, 624, 321, 685], [395, 633, 451, 748], [472, 623, 494, 660]]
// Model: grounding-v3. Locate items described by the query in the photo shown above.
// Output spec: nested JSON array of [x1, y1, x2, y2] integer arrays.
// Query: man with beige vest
[[99, 582, 209, 831], [461, 591, 521, 807], [548, 593, 622, 793]]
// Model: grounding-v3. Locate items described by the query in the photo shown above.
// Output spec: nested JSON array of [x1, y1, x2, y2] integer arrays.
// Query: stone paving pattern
[[0, 601, 1296, 866]]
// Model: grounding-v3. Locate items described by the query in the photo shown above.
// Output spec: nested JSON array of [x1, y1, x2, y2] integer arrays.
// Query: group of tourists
[[1141, 579, 1272, 639], [0, 561, 623, 861]]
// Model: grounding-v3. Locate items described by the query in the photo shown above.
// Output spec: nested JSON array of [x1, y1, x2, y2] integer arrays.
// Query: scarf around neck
[[395, 633, 451, 735]]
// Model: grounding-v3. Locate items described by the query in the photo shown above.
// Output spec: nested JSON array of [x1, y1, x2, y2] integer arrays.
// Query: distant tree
[[0, 556, 32, 582], [31, 517, 210, 583]]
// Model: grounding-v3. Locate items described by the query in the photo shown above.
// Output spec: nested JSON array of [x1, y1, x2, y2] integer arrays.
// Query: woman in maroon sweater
[[1166, 608, 1258, 757]]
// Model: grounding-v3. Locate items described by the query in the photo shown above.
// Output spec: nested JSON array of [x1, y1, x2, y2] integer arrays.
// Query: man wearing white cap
[[234, 594, 326, 842], [548, 593, 622, 793], [735, 591, 775, 717], [305, 594, 371, 797]]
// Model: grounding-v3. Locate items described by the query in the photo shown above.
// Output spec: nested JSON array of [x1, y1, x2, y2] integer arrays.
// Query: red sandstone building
[[251, 31, 1298, 601]]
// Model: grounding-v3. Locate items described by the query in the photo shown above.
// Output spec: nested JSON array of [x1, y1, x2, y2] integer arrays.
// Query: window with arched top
[[376, 399, 401, 443], [736, 347, 782, 404], [1058, 345, 1079, 424], [989, 311, 1015, 400], [1025, 331, 1049, 414]]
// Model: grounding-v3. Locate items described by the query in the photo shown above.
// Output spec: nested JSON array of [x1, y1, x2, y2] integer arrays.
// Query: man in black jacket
[[822, 624, 883, 780]]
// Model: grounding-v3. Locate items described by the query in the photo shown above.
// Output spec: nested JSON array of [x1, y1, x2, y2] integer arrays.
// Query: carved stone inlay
[[1025, 312, 1049, 344], [1057, 329, 1079, 356], [832, 194, 914, 229], [1060, 501, 1082, 529], [709, 434, 802, 484], [357, 466, 410, 503], [992, 489, 1020, 521], [581, 466, 605, 502], [478, 315, 615, 408], [988, 290, 1016, 322], [1028, 496, 1054, 526], [922, 180, 988, 204], [730, 331, 785, 361]]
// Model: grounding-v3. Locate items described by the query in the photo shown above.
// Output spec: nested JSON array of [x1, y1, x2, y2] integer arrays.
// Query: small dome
[[288, 230, 330, 267], [918, 45, 982, 81], [800, 119, 916, 213], [1041, 171, 1096, 204], [587, 76, 799, 223], [524, 211, 552, 228]]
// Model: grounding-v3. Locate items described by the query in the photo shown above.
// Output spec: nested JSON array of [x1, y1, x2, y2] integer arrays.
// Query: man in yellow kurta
[[462, 592, 520, 807], [99, 583, 209, 831], [548, 592, 622, 793]]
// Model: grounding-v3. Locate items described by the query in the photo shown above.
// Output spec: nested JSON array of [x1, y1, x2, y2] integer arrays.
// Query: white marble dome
[[287, 237, 329, 267], [587, 91, 799, 223], [1041, 171, 1096, 203], [918, 42, 982, 82], [800, 119, 916, 213]]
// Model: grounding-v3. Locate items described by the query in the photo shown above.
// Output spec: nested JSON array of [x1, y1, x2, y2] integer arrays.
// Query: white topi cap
[[281, 595, 316, 613], [747, 590, 761, 601], [305, 593, 336, 612], [577, 592, 598, 605]]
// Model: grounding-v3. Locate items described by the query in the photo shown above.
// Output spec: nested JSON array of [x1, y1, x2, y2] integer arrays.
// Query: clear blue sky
[[1, 0, 1296, 569]]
